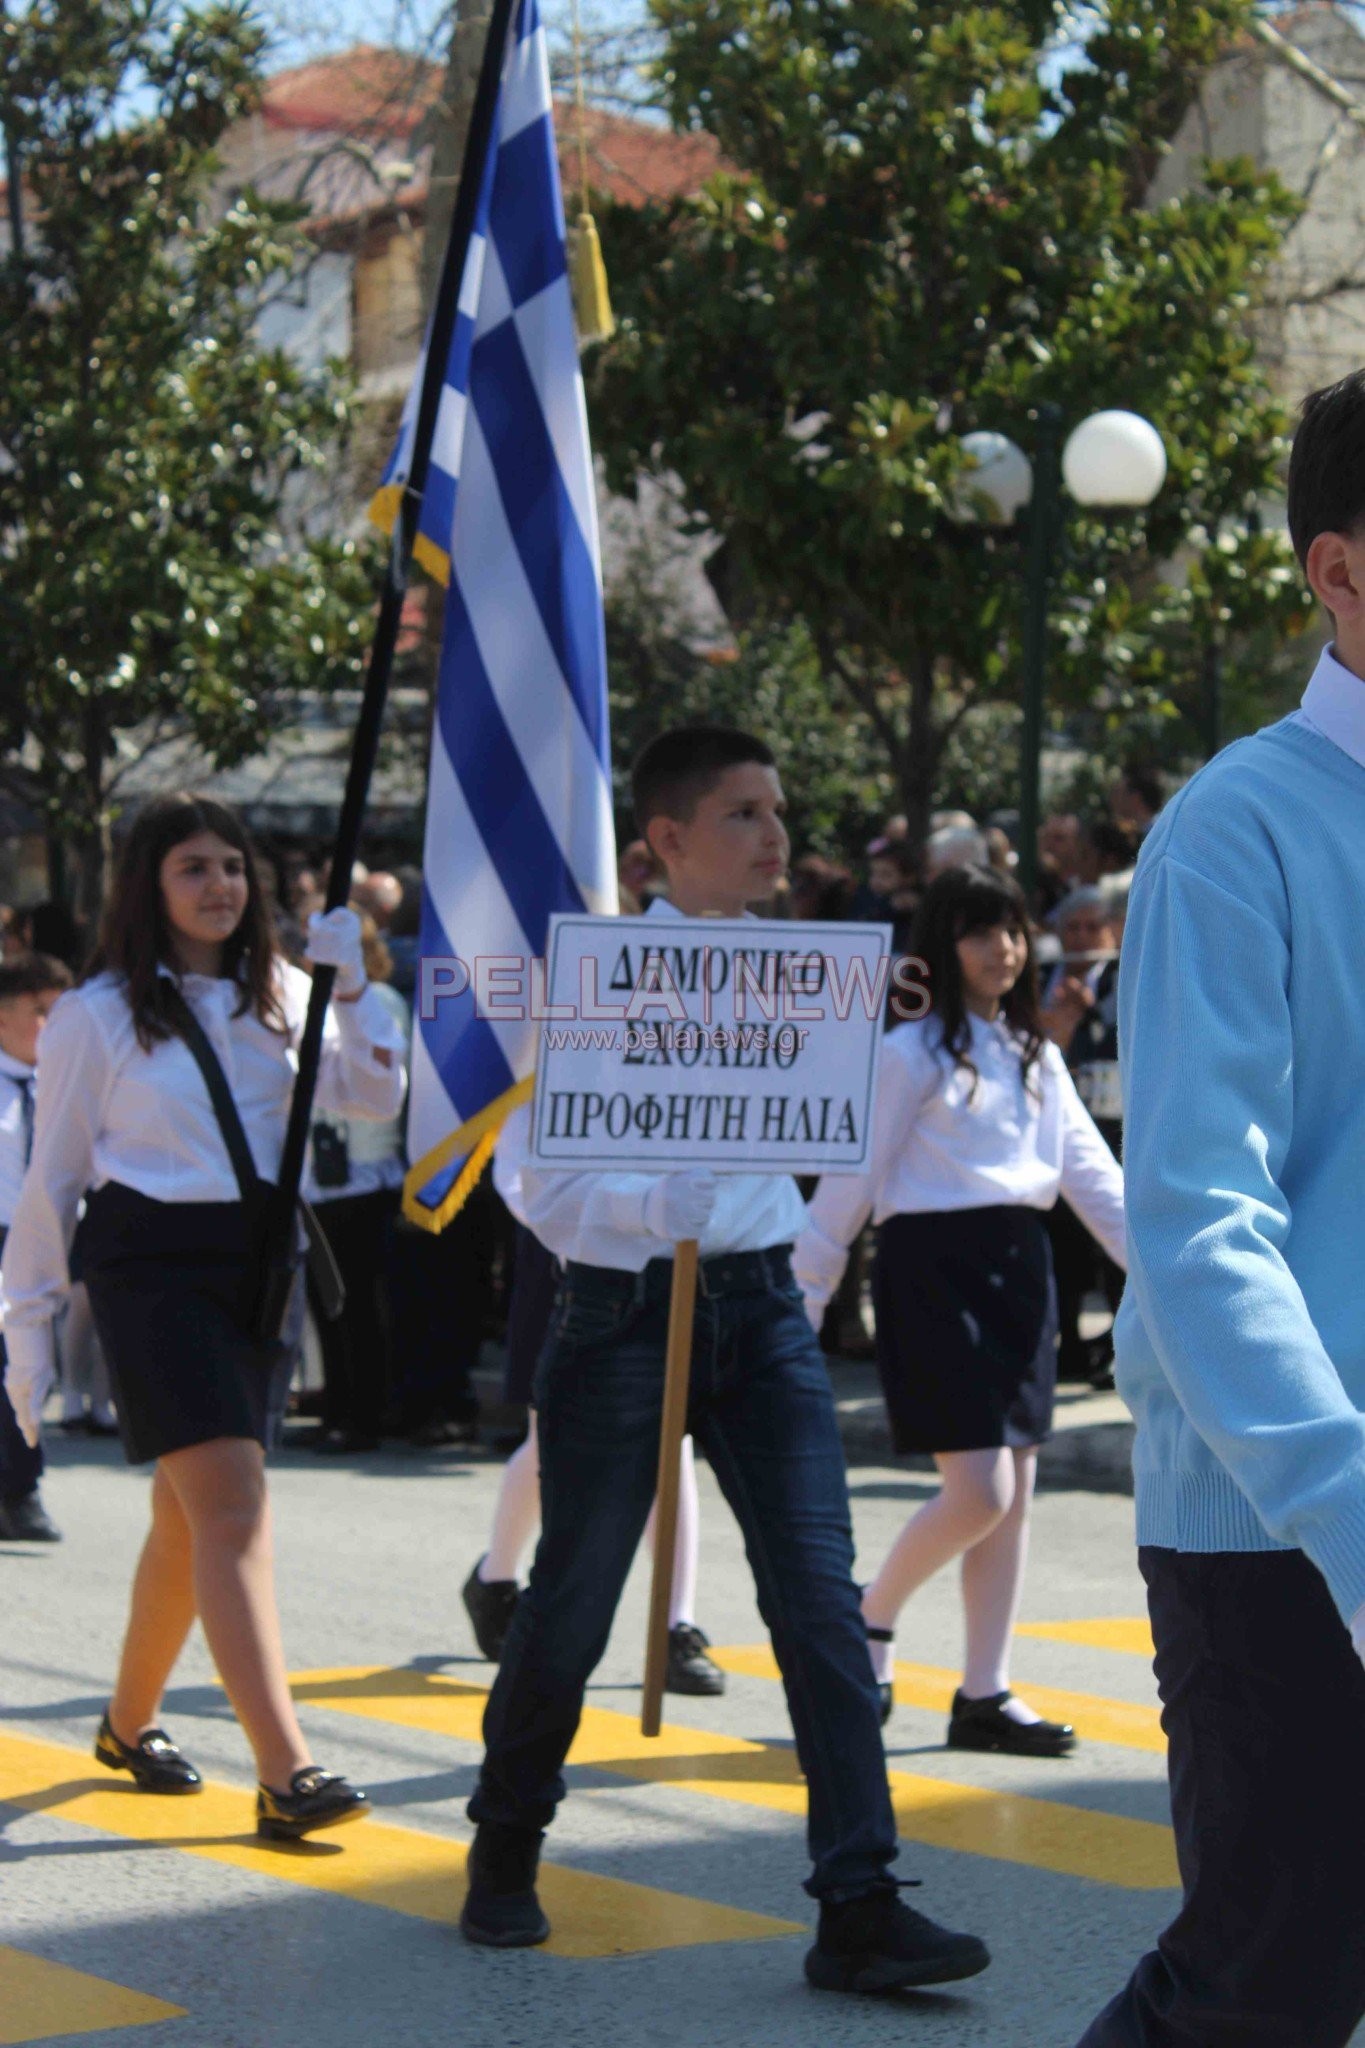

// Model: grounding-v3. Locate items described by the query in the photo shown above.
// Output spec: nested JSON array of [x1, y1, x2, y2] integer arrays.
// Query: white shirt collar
[[1298, 644, 1365, 771], [643, 894, 758, 922]]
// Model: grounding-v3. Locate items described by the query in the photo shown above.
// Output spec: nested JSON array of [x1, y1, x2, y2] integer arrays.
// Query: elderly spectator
[[354, 871, 404, 932], [922, 823, 989, 884]]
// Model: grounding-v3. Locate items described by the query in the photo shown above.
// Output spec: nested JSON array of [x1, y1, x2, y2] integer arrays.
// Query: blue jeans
[[469, 1244, 899, 1899], [0, 1335, 43, 1504]]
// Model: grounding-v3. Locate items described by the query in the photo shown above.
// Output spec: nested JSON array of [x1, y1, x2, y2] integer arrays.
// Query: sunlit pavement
[[0, 1402, 1244, 2048]]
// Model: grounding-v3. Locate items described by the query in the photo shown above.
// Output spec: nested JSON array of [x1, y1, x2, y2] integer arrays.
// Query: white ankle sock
[[864, 1625, 895, 1686], [960, 1689, 1042, 1726]]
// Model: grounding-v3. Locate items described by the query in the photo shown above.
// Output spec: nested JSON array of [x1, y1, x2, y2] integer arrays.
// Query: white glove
[[306, 908, 367, 998], [5, 1341, 55, 1451], [643, 1170, 718, 1244]]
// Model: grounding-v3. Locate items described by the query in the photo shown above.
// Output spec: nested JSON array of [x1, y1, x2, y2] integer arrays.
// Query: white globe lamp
[[948, 431, 1034, 527], [1062, 409, 1167, 509]]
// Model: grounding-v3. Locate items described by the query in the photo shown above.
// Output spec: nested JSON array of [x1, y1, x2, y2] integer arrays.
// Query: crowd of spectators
[[0, 758, 1164, 1455]]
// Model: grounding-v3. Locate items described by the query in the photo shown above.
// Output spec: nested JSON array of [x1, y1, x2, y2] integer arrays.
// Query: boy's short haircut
[[632, 725, 776, 829], [1287, 370, 1365, 568], [0, 953, 74, 1003]]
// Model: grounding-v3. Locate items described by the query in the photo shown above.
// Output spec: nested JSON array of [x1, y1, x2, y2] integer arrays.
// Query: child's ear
[[1306, 530, 1365, 618], [644, 815, 681, 868]]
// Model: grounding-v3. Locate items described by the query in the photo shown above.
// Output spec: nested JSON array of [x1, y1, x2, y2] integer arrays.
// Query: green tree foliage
[[588, 0, 1316, 842], [0, 0, 376, 907]]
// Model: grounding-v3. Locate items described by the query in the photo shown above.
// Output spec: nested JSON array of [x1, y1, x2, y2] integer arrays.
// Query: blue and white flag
[[373, 0, 617, 1230]]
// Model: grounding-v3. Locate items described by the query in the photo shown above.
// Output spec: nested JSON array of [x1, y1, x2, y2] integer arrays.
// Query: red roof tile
[[260, 43, 723, 205]]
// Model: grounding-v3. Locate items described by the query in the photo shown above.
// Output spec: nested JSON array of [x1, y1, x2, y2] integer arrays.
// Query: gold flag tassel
[[570, 211, 615, 342], [568, 0, 615, 343]]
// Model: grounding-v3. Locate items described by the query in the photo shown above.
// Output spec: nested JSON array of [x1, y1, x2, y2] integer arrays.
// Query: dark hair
[[632, 725, 776, 830], [1118, 767, 1163, 817], [907, 864, 1044, 1097], [1287, 370, 1365, 569], [871, 839, 920, 882], [18, 902, 84, 971], [1085, 817, 1139, 866], [0, 952, 74, 1001], [86, 794, 286, 1051]]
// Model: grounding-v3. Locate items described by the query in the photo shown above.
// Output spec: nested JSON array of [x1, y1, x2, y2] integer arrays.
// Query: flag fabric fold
[[373, 0, 617, 1231]]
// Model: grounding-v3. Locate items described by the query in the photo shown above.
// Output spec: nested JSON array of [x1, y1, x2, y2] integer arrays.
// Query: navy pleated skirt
[[871, 1205, 1058, 1454], [74, 1182, 293, 1466], [501, 1223, 559, 1407]]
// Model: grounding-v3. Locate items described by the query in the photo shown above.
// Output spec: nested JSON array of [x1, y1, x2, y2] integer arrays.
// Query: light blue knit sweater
[[1116, 708, 1365, 1622]]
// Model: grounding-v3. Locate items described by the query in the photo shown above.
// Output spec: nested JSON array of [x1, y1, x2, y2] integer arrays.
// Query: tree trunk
[[418, 0, 494, 320], [896, 654, 942, 852]]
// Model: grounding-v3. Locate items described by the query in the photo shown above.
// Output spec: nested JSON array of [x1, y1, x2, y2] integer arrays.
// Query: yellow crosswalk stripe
[[0, 1945, 185, 2045], [1015, 1618, 1155, 1658], [711, 1645, 1165, 1755], [0, 1728, 799, 1960], [293, 1666, 1178, 1892]]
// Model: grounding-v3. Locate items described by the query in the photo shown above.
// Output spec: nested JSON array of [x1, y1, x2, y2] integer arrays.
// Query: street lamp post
[[1017, 405, 1064, 902], [950, 406, 1168, 900]]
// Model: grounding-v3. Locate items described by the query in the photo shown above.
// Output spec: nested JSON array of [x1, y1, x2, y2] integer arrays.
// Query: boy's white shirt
[[493, 898, 805, 1269]]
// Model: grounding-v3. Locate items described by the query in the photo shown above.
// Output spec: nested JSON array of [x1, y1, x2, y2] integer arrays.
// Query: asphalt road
[[0, 1409, 1294, 2048]]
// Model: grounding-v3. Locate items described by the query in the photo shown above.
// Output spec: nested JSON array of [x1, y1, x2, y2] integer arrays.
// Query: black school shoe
[[463, 1558, 520, 1662], [806, 1883, 990, 1994], [865, 1622, 894, 1728], [947, 1688, 1077, 1758], [95, 1714, 202, 1794], [257, 1768, 369, 1841], [665, 1623, 726, 1696], [0, 1490, 61, 1542], [460, 1822, 551, 1947]]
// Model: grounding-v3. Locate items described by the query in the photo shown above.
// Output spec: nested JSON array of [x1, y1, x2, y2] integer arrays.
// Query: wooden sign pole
[[640, 1239, 700, 1737]]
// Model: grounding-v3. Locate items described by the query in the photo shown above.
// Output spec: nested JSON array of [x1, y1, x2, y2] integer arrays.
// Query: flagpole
[[253, 0, 520, 1342]]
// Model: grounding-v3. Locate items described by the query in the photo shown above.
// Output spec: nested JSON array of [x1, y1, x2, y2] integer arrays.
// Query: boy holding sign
[[461, 726, 990, 1996]]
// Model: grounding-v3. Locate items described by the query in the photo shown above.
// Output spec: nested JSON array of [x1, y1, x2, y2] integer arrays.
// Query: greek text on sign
[[530, 916, 892, 1174]]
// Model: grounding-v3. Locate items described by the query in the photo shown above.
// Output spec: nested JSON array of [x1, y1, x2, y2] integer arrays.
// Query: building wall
[[1151, 10, 1365, 405]]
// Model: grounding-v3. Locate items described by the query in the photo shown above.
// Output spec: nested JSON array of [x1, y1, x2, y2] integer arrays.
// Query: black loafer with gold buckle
[[256, 1767, 369, 1841], [95, 1713, 203, 1794]]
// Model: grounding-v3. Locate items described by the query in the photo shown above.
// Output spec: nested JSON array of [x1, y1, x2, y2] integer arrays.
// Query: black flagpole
[[254, 0, 520, 1341]]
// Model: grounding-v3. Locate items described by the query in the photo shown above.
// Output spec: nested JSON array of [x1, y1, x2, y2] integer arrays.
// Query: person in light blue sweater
[[1078, 374, 1365, 2048]]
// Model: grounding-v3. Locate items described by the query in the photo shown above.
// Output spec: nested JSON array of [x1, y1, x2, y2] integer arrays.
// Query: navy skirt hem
[[871, 1205, 1058, 1455], [74, 1183, 292, 1467]]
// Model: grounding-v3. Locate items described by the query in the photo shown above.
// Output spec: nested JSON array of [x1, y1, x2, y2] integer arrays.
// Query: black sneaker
[[0, 1490, 61, 1542], [805, 1883, 990, 1994], [95, 1713, 202, 1794], [460, 1822, 551, 1947], [947, 1688, 1077, 1758], [463, 1558, 520, 1662], [256, 1767, 369, 1841], [665, 1623, 726, 1697]]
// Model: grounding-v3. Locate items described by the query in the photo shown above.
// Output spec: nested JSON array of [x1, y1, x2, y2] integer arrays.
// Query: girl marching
[[795, 863, 1126, 1754], [2, 794, 405, 1836]]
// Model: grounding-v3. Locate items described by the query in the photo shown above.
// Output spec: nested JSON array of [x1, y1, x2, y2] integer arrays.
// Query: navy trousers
[[1077, 1546, 1365, 2047], [0, 1335, 43, 1504], [469, 1245, 899, 1900]]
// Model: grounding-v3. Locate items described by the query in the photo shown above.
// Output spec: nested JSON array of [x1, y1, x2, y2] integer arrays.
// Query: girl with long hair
[[795, 864, 1126, 1754], [2, 795, 405, 1837]]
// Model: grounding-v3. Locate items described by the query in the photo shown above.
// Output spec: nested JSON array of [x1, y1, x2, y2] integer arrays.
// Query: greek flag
[[372, 0, 616, 1230]]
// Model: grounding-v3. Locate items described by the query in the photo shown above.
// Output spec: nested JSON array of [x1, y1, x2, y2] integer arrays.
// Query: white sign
[[529, 916, 893, 1174]]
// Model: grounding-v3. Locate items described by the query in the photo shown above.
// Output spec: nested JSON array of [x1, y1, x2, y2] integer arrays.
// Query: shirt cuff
[[3, 1319, 57, 1392], [332, 982, 403, 1054]]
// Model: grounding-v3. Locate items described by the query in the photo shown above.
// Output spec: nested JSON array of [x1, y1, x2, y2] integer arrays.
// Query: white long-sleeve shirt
[[492, 896, 804, 1269], [1, 963, 405, 1377], [0, 1048, 35, 1231], [795, 1010, 1126, 1316]]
